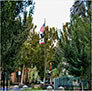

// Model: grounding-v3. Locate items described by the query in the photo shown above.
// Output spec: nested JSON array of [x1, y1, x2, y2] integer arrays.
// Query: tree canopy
[[1, 1, 34, 73], [18, 25, 58, 79], [55, 0, 91, 89]]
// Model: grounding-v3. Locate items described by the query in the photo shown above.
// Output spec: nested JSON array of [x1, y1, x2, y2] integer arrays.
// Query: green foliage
[[52, 68, 59, 80], [44, 26, 58, 68], [18, 25, 58, 79], [55, 1, 91, 82], [1, 1, 34, 73], [57, 15, 90, 79], [27, 67, 40, 83]]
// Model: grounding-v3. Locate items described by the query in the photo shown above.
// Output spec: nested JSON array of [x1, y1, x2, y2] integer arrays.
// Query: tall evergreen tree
[[1, 0, 34, 73], [55, 0, 91, 89]]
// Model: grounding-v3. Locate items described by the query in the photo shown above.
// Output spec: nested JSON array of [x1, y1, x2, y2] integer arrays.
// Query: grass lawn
[[21, 88, 46, 91], [21, 88, 73, 91], [21, 89, 47, 91], [21, 89, 72, 91], [21, 89, 46, 91]]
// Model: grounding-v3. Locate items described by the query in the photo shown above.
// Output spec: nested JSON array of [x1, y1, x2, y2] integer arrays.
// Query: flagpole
[[43, 44, 46, 83], [43, 18, 46, 83], [39, 18, 46, 83]]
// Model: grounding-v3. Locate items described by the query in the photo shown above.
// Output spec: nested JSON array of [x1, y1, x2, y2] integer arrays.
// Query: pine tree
[[55, 0, 91, 89]]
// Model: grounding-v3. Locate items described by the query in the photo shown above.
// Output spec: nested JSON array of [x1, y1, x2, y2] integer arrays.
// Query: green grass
[[21, 90, 45, 91], [21, 89, 46, 91], [21, 88, 45, 91]]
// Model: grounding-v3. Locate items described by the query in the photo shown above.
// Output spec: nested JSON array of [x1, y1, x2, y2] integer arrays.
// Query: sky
[[32, 0, 74, 32]]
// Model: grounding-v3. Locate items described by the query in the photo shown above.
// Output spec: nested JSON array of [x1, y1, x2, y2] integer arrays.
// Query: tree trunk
[[91, 71, 92, 90], [0, 67, 1, 86], [0, 59, 1, 87], [88, 71, 92, 90], [20, 65, 25, 85], [2, 70, 5, 91], [81, 81, 84, 91]]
